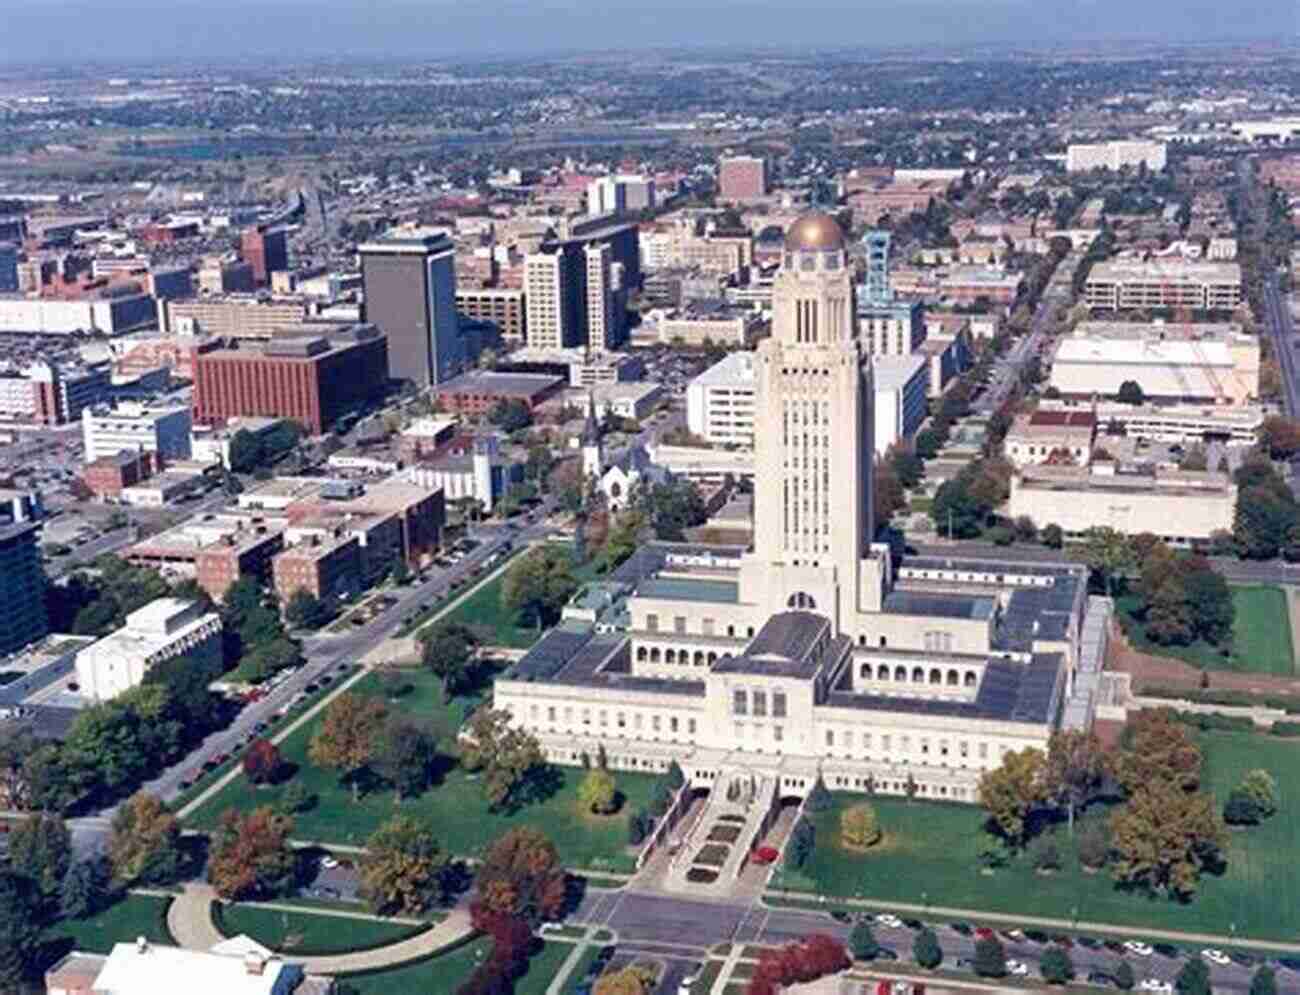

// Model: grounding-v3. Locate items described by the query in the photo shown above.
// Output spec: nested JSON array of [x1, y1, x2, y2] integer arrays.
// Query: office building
[[555, 215, 642, 291], [359, 228, 461, 387], [125, 511, 287, 601], [1066, 140, 1167, 173], [82, 401, 193, 464], [1084, 261, 1243, 312], [197, 259, 256, 295], [1049, 321, 1259, 404], [74, 597, 222, 703], [455, 287, 526, 343], [239, 226, 289, 286], [431, 370, 565, 416], [718, 155, 768, 202], [0, 522, 47, 656], [163, 296, 311, 338], [1231, 119, 1300, 143], [273, 529, 363, 603], [587, 176, 627, 217], [0, 293, 157, 335], [653, 301, 767, 347], [192, 324, 388, 434], [0, 243, 17, 293], [584, 242, 621, 351], [1004, 410, 1097, 467], [492, 213, 1091, 831], [856, 230, 926, 357], [1081, 402, 1265, 446], [872, 355, 930, 456], [0, 361, 112, 425], [581, 381, 665, 422], [524, 247, 582, 350], [687, 351, 758, 447]]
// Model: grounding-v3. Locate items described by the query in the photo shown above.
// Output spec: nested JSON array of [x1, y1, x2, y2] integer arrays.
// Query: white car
[[874, 914, 904, 929], [1201, 949, 1231, 966], [1137, 979, 1173, 993], [1125, 941, 1155, 957], [1006, 960, 1029, 977], [320, 856, 339, 869]]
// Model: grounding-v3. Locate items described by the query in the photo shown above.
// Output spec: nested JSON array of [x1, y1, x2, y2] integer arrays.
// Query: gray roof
[[713, 612, 851, 680], [883, 590, 995, 621], [635, 577, 739, 604], [747, 611, 829, 661], [507, 627, 704, 698]]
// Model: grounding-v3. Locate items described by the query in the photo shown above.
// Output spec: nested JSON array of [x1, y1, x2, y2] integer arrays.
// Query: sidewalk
[[763, 890, 1300, 954]]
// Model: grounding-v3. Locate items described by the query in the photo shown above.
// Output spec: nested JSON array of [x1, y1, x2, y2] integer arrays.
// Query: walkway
[[166, 882, 477, 973]]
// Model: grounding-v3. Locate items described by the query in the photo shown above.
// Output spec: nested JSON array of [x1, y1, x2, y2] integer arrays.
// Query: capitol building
[[492, 213, 1098, 806]]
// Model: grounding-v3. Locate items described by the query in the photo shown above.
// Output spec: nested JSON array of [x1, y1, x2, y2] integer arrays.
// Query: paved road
[[573, 889, 1280, 994]]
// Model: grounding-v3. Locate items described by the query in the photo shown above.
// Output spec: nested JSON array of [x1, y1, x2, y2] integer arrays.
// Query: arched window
[[694, 651, 705, 666], [912, 667, 925, 683], [946, 670, 959, 686], [964, 671, 977, 687], [636, 647, 648, 662], [707, 652, 718, 664], [929, 668, 942, 685], [665, 649, 676, 664], [894, 666, 907, 682], [610, 481, 622, 499], [877, 665, 890, 680], [786, 591, 817, 610], [650, 648, 661, 663]]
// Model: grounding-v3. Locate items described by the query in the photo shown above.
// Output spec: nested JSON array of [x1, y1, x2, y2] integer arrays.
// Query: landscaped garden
[[185, 669, 656, 870], [338, 936, 574, 995], [44, 894, 172, 956], [772, 729, 1300, 940], [1117, 585, 1295, 676], [212, 903, 428, 955]]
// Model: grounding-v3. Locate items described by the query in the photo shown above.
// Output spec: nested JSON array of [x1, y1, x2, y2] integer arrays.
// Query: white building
[[1230, 119, 1300, 143], [406, 436, 514, 513], [524, 250, 576, 350], [82, 401, 193, 464], [1084, 260, 1242, 312], [1066, 140, 1167, 173], [190, 416, 286, 467], [580, 381, 664, 422], [74, 598, 222, 703], [587, 176, 627, 217], [584, 242, 619, 351], [687, 352, 758, 448], [872, 355, 930, 457]]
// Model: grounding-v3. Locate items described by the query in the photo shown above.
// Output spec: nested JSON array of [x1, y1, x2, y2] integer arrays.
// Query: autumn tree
[[359, 814, 450, 916], [593, 969, 650, 995], [978, 746, 1047, 848], [1044, 729, 1107, 833], [473, 827, 567, 927], [459, 708, 546, 810], [7, 812, 71, 902], [578, 768, 617, 814], [372, 715, 439, 800], [419, 621, 477, 702], [1109, 779, 1227, 899], [108, 792, 183, 886], [308, 692, 388, 800], [1112, 709, 1201, 796], [206, 806, 297, 901], [243, 738, 283, 785], [841, 803, 882, 849]]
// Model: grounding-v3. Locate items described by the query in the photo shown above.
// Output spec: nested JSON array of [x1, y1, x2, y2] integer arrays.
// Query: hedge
[[1140, 686, 1300, 714]]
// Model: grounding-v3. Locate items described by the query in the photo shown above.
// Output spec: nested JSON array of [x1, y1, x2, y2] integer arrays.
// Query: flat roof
[[692, 351, 757, 388], [873, 354, 928, 390], [634, 577, 739, 604], [883, 590, 995, 621], [434, 370, 565, 396], [1088, 260, 1242, 282]]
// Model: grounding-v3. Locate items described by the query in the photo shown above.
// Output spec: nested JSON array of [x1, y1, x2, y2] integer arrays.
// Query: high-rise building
[[0, 522, 48, 656], [718, 155, 769, 202], [586, 177, 627, 217], [239, 226, 289, 286], [359, 229, 461, 387], [0, 242, 18, 293], [856, 229, 925, 358], [82, 401, 193, 464], [584, 242, 620, 352], [524, 247, 582, 350]]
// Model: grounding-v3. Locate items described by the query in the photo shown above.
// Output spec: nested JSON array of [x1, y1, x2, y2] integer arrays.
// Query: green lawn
[[186, 669, 655, 870], [44, 894, 172, 956], [1117, 585, 1295, 675], [213, 904, 427, 955], [340, 937, 574, 995], [775, 730, 1300, 941], [433, 554, 601, 650]]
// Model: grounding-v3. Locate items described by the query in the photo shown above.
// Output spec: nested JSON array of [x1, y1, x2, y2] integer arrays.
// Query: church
[[493, 213, 1094, 804]]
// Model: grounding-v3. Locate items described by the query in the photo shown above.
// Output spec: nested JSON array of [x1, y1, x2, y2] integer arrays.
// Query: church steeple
[[581, 392, 603, 480]]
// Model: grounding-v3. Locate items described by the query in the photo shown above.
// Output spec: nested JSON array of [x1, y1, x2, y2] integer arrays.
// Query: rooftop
[[434, 370, 565, 397], [1088, 259, 1242, 282], [692, 351, 757, 388], [88, 940, 301, 995], [883, 590, 996, 621], [634, 577, 740, 604], [873, 354, 929, 390]]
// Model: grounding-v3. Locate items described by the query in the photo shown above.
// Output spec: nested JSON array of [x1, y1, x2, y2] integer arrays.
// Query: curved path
[[167, 882, 476, 973]]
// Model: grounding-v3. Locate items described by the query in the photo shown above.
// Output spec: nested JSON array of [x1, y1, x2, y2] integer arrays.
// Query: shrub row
[[1140, 685, 1300, 714]]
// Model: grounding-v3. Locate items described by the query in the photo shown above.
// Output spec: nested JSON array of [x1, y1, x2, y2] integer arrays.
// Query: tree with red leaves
[[748, 934, 849, 992], [242, 738, 282, 785]]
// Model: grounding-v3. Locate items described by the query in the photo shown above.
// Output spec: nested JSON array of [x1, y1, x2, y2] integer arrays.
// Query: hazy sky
[[2, 0, 1296, 65]]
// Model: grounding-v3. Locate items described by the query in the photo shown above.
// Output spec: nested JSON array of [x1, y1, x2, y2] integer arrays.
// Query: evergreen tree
[[1114, 959, 1136, 991], [848, 919, 879, 961], [60, 856, 111, 920], [913, 927, 943, 969], [1250, 965, 1278, 995], [973, 936, 1007, 978], [1040, 946, 1074, 985]]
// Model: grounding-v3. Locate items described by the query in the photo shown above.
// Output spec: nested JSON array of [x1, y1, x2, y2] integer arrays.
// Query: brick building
[[272, 530, 363, 602], [431, 370, 565, 417], [192, 324, 388, 435], [82, 450, 159, 499], [718, 156, 768, 202], [239, 227, 289, 286]]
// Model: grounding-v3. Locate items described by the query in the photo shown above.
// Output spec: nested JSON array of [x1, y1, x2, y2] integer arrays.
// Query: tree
[[1112, 709, 1202, 795], [785, 817, 815, 870], [308, 692, 388, 800], [60, 856, 111, 920], [973, 936, 1007, 978], [1175, 957, 1211, 995], [1261, 416, 1300, 459], [501, 546, 579, 629], [1250, 965, 1278, 995], [848, 919, 879, 961], [206, 806, 297, 901], [108, 792, 183, 886], [1082, 526, 1135, 596], [279, 781, 312, 816], [593, 969, 648, 995], [372, 716, 439, 800], [665, 760, 685, 790], [1040, 945, 1075, 985], [627, 808, 651, 846], [1044, 729, 1107, 833], [1109, 779, 1227, 899], [0, 871, 42, 991], [1117, 381, 1146, 404], [419, 621, 477, 702], [285, 589, 329, 629], [473, 827, 566, 927], [0, 725, 38, 811], [578, 768, 617, 815], [7, 811, 71, 901], [459, 708, 546, 810], [805, 776, 832, 813], [488, 399, 533, 433], [913, 927, 943, 969], [228, 429, 264, 473], [1237, 768, 1279, 817], [243, 739, 283, 785], [977, 746, 1047, 848], [1114, 959, 1136, 991], [1077, 820, 1111, 870], [840, 803, 881, 849], [1042, 523, 1064, 549], [389, 556, 412, 586], [359, 814, 450, 915]]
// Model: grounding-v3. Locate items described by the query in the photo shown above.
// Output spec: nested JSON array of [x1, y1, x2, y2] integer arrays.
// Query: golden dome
[[783, 212, 845, 252]]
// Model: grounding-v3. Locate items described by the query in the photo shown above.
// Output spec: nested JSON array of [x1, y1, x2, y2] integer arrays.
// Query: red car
[[974, 927, 995, 940]]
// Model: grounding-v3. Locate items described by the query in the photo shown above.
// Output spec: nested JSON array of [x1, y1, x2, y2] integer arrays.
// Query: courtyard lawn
[[213, 904, 427, 955], [186, 669, 655, 871], [45, 894, 172, 956], [1117, 585, 1295, 676], [433, 554, 601, 650], [340, 937, 574, 995], [775, 730, 1300, 941]]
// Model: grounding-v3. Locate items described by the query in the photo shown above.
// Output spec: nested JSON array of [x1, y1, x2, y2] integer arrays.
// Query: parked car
[[1137, 979, 1172, 994], [1006, 960, 1029, 977], [875, 914, 903, 929], [1201, 949, 1231, 967], [1124, 941, 1154, 957]]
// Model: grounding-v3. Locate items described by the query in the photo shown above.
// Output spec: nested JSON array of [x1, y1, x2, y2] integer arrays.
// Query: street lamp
[[922, 890, 929, 912]]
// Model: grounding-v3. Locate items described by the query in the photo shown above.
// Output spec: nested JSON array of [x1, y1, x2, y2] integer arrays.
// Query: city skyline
[[1, 0, 1295, 64]]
